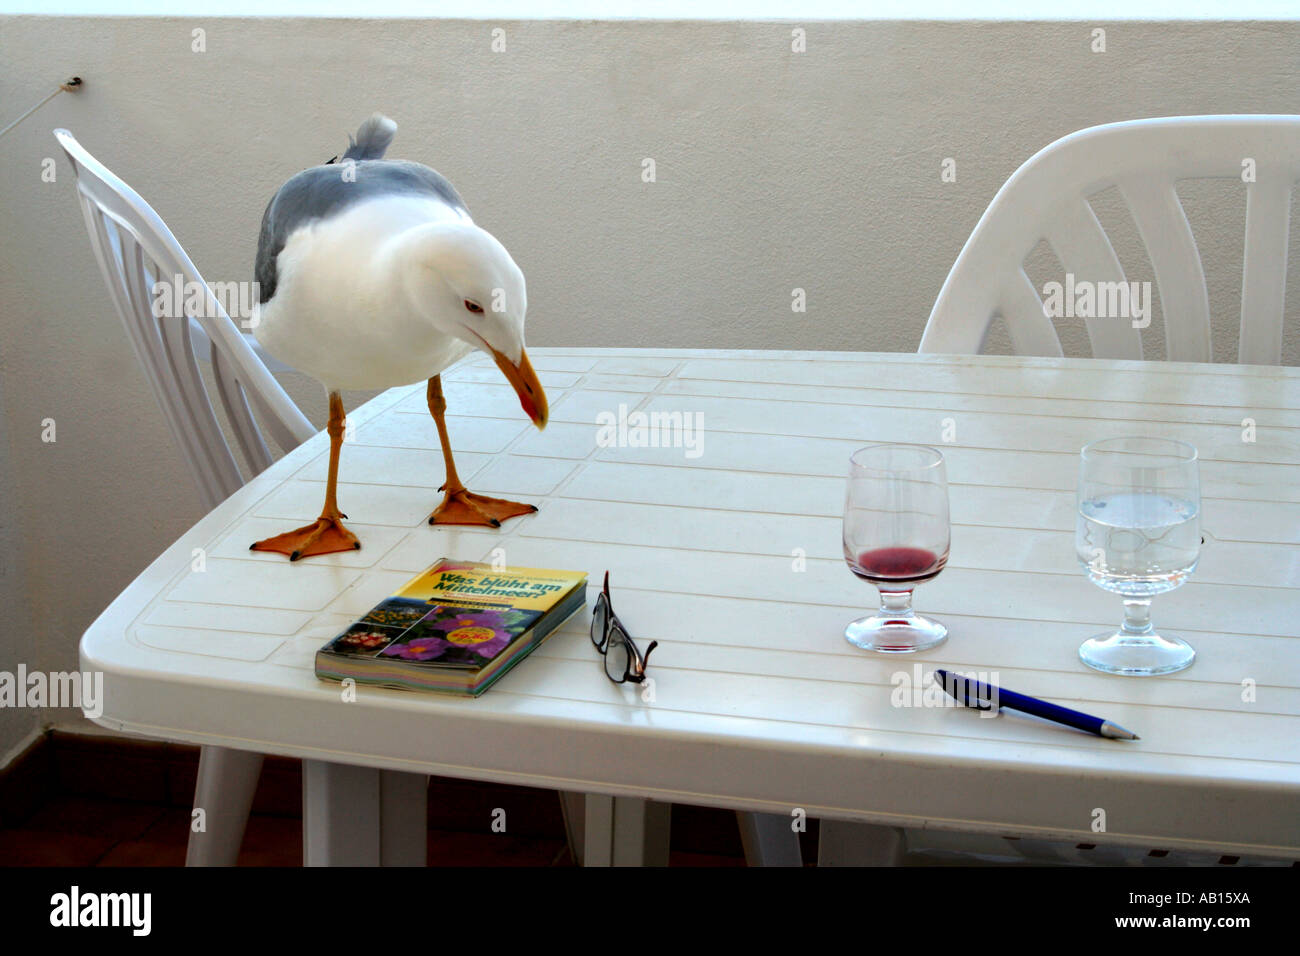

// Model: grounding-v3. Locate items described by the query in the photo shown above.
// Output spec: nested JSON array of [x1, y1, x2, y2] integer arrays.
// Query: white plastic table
[[81, 349, 1300, 864]]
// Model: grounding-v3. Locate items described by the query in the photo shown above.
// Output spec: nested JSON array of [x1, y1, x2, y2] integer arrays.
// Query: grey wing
[[254, 193, 286, 303], [255, 160, 472, 304]]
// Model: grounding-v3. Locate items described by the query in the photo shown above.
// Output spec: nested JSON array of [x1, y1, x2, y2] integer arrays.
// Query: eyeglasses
[[590, 571, 657, 684]]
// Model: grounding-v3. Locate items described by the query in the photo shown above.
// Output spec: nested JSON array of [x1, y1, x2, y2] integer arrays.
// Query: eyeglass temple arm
[[637, 640, 659, 671]]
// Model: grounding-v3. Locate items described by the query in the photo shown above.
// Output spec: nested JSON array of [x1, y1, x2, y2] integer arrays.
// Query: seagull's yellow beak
[[492, 347, 548, 429]]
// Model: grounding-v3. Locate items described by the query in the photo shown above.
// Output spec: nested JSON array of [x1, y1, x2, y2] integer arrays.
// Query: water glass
[[1076, 436, 1200, 675]]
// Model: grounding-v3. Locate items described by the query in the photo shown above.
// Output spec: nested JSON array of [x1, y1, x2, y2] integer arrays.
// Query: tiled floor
[[0, 793, 752, 866], [0, 733, 755, 866]]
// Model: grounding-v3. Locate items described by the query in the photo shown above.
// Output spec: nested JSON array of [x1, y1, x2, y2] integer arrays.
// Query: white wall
[[0, 16, 1297, 755], [0, 369, 41, 762]]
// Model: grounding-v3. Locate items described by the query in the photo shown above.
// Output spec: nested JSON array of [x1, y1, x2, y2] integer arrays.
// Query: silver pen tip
[[1102, 720, 1139, 740]]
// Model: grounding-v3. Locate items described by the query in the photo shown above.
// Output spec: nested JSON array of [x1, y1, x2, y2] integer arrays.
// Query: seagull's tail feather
[[342, 113, 398, 161]]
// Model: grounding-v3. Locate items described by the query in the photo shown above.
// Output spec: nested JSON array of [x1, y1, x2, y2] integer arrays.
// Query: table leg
[[817, 820, 907, 866], [379, 769, 428, 866], [582, 795, 671, 866], [302, 760, 427, 866], [186, 745, 263, 866]]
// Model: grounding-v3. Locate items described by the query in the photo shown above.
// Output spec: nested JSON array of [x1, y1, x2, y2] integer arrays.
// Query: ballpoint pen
[[933, 668, 1140, 740]]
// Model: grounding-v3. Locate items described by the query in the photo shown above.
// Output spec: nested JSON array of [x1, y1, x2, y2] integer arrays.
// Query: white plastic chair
[[56, 128, 317, 866], [907, 115, 1299, 867], [920, 115, 1300, 365]]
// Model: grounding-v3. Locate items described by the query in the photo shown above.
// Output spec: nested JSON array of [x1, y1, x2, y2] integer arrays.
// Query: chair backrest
[[919, 115, 1300, 365], [55, 128, 316, 510]]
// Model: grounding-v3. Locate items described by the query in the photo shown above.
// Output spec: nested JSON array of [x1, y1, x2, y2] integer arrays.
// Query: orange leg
[[250, 391, 360, 561], [426, 375, 536, 527]]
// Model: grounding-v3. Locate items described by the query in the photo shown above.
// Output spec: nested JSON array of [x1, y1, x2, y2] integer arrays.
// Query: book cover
[[315, 559, 587, 696]]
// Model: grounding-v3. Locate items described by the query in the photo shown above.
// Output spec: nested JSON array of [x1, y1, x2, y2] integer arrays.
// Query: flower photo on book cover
[[332, 622, 405, 655], [380, 605, 541, 665]]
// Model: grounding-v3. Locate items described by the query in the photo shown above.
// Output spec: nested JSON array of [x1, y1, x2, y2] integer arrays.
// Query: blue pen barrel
[[936, 669, 1111, 737], [940, 671, 999, 709]]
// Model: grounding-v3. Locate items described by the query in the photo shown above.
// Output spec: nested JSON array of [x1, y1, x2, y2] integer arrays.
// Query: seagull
[[248, 114, 548, 561]]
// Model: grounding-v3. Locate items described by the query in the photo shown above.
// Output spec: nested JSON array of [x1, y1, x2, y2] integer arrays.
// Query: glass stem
[[1120, 598, 1154, 637], [878, 588, 916, 621]]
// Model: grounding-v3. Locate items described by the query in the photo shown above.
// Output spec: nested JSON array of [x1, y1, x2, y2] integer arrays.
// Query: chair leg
[[185, 745, 264, 866], [558, 791, 586, 864], [737, 811, 804, 866], [817, 820, 908, 866]]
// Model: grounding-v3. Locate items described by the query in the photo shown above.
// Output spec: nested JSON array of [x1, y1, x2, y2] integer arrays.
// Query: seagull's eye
[[464, 299, 484, 314]]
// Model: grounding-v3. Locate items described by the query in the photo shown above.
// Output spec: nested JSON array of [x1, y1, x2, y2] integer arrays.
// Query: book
[[315, 558, 587, 697]]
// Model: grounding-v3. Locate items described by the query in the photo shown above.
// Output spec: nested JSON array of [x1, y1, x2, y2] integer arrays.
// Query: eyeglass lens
[[604, 624, 632, 682], [590, 592, 608, 648]]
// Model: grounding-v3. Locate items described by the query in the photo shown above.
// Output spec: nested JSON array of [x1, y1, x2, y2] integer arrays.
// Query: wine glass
[[1075, 436, 1200, 676], [842, 444, 950, 653]]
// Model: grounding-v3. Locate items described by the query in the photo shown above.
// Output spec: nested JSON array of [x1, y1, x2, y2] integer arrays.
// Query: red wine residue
[[852, 546, 945, 584]]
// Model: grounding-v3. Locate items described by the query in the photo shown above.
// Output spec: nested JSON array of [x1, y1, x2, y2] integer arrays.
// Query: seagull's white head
[[401, 221, 546, 428]]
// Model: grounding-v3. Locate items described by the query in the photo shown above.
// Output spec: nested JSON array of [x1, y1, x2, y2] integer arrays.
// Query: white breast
[[254, 196, 475, 390]]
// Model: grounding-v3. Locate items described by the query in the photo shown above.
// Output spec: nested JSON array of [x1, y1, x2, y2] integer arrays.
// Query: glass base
[[1079, 631, 1195, 676], [845, 613, 947, 653]]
